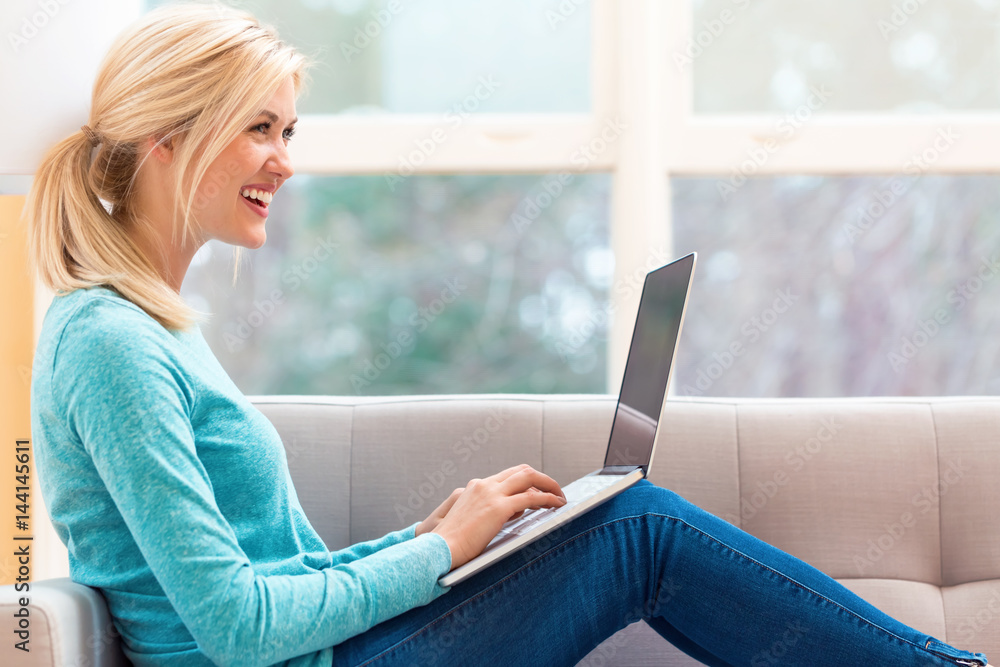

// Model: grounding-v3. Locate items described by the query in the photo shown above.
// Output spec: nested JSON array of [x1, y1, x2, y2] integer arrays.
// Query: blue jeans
[[331, 480, 990, 666]]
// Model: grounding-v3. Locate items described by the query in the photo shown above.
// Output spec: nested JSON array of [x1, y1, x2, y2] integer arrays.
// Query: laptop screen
[[604, 253, 694, 471]]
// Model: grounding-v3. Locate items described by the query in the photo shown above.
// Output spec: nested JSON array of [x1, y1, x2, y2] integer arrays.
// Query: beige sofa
[[2, 394, 998, 666]]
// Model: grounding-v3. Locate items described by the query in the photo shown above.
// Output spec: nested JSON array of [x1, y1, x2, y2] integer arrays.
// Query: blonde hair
[[25, 2, 309, 330]]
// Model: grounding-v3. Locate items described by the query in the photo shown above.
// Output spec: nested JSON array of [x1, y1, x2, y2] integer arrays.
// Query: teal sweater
[[30, 286, 453, 667]]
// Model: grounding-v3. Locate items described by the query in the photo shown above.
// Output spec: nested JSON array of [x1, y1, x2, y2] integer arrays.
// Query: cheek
[[192, 141, 261, 214], [207, 142, 258, 189]]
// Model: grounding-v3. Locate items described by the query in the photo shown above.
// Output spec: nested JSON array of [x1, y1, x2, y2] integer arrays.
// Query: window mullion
[[609, 0, 670, 392]]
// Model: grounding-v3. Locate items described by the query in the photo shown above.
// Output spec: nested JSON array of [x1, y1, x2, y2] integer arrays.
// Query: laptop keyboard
[[494, 474, 624, 539]]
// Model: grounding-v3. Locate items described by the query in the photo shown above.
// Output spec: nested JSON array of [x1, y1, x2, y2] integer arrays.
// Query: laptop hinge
[[599, 465, 644, 475]]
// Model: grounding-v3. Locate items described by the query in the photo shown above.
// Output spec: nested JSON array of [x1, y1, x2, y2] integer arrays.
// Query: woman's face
[[192, 76, 297, 249]]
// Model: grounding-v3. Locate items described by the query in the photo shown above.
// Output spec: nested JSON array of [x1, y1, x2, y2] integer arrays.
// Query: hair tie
[[81, 124, 101, 147]]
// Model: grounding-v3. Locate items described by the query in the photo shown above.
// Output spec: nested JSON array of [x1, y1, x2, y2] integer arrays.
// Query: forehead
[[258, 77, 297, 119]]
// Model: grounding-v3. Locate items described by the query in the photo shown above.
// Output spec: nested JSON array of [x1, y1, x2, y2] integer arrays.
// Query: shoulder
[[44, 286, 187, 377], [37, 287, 201, 422]]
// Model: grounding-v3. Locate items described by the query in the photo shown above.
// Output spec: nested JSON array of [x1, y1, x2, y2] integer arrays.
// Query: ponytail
[[25, 126, 198, 330]]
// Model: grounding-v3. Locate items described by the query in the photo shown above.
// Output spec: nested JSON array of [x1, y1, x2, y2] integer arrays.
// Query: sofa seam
[[929, 403, 947, 642], [540, 400, 547, 475], [734, 403, 743, 530], [929, 403, 944, 591], [349, 404, 356, 546]]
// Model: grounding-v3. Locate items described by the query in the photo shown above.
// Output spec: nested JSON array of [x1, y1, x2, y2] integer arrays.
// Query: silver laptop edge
[[439, 252, 697, 587]]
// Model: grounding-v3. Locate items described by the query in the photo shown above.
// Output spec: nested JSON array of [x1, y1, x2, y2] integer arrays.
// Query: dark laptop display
[[604, 253, 694, 473]]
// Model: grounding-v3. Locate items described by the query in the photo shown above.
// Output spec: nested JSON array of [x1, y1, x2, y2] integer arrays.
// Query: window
[[151, 0, 1000, 397]]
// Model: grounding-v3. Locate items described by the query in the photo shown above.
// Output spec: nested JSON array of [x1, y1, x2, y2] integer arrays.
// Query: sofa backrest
[[251, 394, 998, 584]]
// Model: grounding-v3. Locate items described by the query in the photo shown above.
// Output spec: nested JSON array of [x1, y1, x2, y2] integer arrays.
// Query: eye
[[249, 121, 295, 142]]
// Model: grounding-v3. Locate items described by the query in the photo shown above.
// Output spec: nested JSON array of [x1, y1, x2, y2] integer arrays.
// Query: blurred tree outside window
[[671, 176, 1000, 397], [149, 0, 1000, 398], [182, 175, 612, 395], [692, 0, 1000, 113]]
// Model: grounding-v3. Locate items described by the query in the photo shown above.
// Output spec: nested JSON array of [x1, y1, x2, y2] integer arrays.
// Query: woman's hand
[[417, 464, 566, 570], [415, 487, 463, 537]]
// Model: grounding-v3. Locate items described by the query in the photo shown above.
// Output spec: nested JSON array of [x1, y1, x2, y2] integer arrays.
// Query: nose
[[268, 137, 295, 183]]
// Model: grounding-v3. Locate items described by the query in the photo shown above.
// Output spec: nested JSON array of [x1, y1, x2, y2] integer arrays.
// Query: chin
[[226, 229, 267, 250], [244, 232, 267, 250]]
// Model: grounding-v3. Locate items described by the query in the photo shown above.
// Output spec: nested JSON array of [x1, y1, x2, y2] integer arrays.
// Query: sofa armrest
[[0, 578, 129, 667]]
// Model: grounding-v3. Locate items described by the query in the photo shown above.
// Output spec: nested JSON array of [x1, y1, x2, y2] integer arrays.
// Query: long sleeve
[[330, 523, 420, 566], [33, 289, 452, 667]]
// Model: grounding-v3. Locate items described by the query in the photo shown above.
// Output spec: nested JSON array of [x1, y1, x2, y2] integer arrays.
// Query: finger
[[490, 463, 535, 483], [519, 486, 567, 510], [500, 467, 565, 499], [507, 509, 527, 522], [500, 487, 566, 520], [523, 487, 553, 510], [436, 488, 464, 516]]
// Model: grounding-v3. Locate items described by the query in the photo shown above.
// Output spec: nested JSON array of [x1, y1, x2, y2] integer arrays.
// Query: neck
[[130, 162, 202, 293], [127, 212, 202, 293]]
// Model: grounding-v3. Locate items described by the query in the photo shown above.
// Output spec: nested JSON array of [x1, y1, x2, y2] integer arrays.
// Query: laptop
[[439, 251, 697, 587]]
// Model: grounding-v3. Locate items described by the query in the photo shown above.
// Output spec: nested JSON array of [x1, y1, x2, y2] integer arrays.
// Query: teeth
[[241, 188, 273, 204]]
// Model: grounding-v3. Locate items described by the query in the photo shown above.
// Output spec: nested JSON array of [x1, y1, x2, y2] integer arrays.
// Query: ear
[[146, 134, 174, 165]]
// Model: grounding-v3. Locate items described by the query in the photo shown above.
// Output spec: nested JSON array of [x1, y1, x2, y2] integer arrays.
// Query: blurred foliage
[[694, 0, 1000, 113], [672, 175, 1000, 397], [183, 174, 612, 395]]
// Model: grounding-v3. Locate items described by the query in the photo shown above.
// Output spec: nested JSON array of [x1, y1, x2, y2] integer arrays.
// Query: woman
[[25, 4, 992, 666]]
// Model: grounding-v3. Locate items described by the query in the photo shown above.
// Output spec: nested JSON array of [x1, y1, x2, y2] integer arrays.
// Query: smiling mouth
[[240, 188, 272, 208]]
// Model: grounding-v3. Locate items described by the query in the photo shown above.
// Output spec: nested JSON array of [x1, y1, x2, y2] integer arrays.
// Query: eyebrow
[[258, 110, 298, 126]]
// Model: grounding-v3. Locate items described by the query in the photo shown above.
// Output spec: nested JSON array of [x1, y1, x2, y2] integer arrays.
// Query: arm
[[54, 312, 451, 667], [329, 523, 420, 565]]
